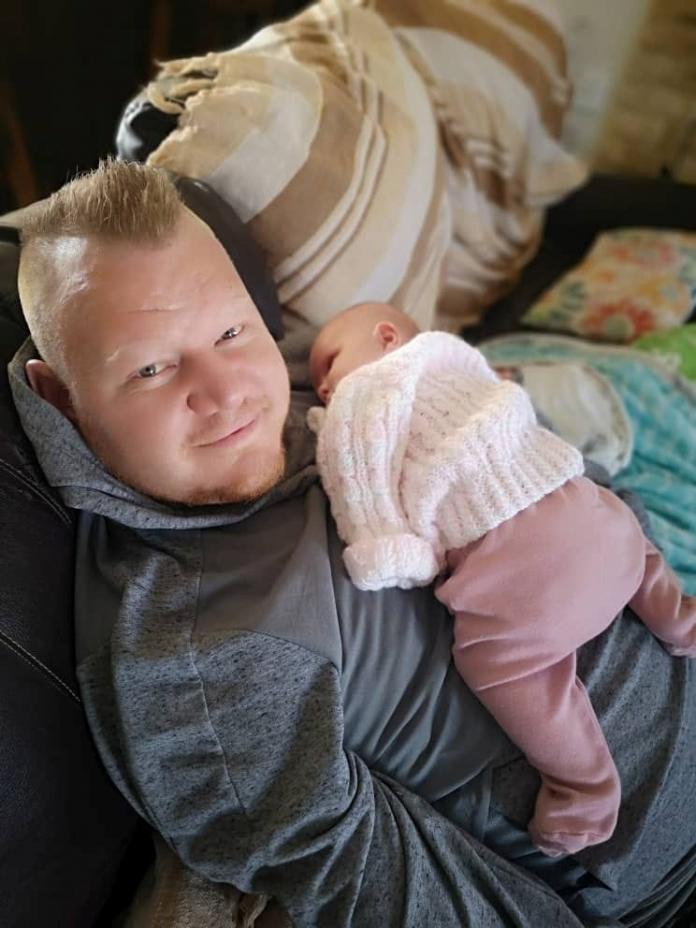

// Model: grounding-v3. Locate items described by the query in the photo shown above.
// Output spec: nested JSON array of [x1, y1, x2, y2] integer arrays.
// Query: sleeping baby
[[307, 301, 696, 858]]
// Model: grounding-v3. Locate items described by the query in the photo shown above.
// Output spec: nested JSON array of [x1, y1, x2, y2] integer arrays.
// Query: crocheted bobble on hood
[[308, 332, 584, 591]]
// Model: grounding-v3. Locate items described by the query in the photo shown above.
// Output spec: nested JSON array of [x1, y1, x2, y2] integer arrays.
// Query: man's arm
[[86, 630, 584, 928]]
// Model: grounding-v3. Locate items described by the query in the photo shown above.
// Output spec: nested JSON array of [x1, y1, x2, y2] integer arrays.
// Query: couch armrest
[[0, 398, 140, 927]]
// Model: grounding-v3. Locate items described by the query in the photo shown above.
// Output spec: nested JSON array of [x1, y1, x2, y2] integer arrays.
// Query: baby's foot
[[528, 777, 620, 858]]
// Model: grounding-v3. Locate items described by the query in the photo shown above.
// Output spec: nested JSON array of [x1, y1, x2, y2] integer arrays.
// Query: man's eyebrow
[[121, 287, 251, 314], [104, 340, 164, 365], [122, 305, 179, 315]]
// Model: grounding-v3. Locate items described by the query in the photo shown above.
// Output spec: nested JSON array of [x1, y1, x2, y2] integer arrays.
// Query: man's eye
[[137, 363, 161, 379], [219, 324, 243, 342]]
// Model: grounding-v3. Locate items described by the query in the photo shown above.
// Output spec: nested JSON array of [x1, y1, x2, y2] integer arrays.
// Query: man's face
[[56, 210, 290, 505]]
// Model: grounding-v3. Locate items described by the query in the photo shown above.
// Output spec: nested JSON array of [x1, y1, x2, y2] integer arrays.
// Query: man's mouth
[[198, 414, 259, 448]]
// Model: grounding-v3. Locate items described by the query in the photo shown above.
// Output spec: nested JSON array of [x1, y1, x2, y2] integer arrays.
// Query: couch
[[2, 172, 695, 927]]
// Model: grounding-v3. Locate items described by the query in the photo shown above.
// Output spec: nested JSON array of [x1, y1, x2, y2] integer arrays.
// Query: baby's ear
[[25, 359, 77, 422], [306, 406, 326, 435], [373, 321, 400, 351]]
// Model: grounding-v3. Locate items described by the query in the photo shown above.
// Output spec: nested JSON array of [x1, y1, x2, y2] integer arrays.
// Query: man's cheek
[[119, 404, 168, 439]]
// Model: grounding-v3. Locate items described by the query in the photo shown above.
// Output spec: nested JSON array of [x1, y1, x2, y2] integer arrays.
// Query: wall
[[557, 0, 696, 183], [0, 0, 306, 213], [593, 0, 696, 182], [556, 0, 651, 160]]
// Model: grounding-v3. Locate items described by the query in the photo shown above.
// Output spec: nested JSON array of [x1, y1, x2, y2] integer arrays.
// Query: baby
[[308, 301, 695, 858]]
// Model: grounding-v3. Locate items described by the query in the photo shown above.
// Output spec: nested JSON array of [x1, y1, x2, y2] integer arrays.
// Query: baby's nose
[[317, 380, 331, 404]]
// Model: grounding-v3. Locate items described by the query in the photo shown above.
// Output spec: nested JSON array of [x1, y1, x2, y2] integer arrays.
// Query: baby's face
[[309, 314, 387, 404]]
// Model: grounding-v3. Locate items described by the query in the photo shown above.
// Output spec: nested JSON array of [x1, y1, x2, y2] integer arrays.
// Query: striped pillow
[[144, 0, 586, 332]]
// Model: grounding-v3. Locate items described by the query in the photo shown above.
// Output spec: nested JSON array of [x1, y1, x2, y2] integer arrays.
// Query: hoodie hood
[[8, 338, 318, 531]]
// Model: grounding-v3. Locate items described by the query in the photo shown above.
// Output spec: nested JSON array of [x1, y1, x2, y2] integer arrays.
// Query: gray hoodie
[[8, 335, 696, 928]]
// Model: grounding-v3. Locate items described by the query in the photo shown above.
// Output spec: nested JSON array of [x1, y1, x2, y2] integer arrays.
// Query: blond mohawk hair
[[21, 157, 181, 243], [18, 158, 183, 384]]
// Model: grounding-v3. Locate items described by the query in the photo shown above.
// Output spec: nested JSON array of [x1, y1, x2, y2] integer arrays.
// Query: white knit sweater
[[308, 332, 584, 591]]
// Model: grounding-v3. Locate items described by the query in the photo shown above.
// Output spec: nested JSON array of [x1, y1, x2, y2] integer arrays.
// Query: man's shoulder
[[75, 487, 342, 672]]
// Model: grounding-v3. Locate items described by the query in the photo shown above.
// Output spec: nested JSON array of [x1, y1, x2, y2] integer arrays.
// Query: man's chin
[[152, 448, 286, 508], [180, 456, 286, 506]]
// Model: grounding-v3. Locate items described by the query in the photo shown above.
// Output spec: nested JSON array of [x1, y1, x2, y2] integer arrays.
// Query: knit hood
[[8, 338, 318, 531]]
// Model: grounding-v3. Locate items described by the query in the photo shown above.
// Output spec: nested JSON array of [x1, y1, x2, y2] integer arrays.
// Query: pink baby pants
[[435, 476, 695, 857]]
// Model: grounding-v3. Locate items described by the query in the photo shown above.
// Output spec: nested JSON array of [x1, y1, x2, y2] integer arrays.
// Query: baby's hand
[[306, 406, 326, 435]]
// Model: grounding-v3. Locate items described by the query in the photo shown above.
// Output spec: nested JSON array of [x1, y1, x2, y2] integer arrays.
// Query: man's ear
[[372, 321, 401, 352], [25, 359, 76, 422]]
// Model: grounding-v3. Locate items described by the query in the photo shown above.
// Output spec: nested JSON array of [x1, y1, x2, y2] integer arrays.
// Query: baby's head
[[309, 302, 420, 403]]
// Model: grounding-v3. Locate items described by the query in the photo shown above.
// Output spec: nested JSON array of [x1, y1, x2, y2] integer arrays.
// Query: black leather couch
[[2, 173, 695, 927]]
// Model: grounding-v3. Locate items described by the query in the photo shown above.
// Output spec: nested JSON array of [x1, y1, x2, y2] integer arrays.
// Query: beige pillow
[[143, 0, 586, 331]]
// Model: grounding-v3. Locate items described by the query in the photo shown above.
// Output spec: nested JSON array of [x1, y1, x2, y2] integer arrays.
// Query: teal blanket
[[481, 334, 696, 595]]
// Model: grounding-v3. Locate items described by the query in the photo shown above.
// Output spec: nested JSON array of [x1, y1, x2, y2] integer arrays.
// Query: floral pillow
[[522, 229, 696, 342]]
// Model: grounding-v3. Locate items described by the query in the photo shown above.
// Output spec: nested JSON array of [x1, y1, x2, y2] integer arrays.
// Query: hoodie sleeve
[[82, 629, 584, 928]]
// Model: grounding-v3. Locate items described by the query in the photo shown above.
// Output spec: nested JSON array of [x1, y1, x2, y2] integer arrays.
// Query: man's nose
[[185, 355, 244, 416]]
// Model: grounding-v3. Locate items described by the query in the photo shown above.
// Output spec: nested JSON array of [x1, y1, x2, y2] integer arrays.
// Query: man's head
[[18, 159, 290, 505], [309, 301, 420, 404]]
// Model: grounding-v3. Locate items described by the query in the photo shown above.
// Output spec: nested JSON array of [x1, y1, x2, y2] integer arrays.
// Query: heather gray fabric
[[8, 335, 696, 927]]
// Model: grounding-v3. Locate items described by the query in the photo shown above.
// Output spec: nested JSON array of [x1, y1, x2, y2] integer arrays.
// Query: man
[[9, 160, 696, 927]]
